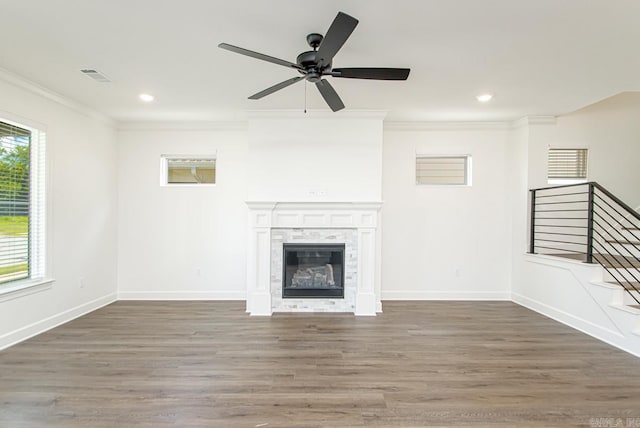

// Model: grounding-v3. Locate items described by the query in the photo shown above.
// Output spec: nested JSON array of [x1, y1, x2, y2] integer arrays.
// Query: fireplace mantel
[[245, 201, 383, 316]]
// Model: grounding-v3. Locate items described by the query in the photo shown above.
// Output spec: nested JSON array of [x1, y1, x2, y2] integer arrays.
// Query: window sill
[[0, 278, 55, 303], [160, 184, 217, 188], [416, 184, 472, 188], [547, 179, 588, 185]]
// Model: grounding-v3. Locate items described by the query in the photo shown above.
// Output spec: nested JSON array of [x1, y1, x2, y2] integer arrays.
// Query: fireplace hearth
[[283, 243, 345, 298]]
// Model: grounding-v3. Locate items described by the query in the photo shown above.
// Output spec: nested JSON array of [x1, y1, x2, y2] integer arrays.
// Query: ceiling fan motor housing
[[296, 50, 318, 68], [296, 50, 332, 80], [298, 33, 332, 82]]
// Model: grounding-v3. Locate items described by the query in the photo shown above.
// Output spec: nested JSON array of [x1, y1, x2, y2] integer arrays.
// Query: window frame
[[0, 115, 50, 298], [547, 148, 588, 185], [160, 154, 217, 187], [415, 154, 473, 187]]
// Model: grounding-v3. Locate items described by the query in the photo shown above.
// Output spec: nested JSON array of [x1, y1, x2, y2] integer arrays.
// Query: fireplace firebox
[[282, 243, 345, 298]]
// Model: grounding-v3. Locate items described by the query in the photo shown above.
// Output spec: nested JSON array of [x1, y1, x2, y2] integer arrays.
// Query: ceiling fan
[[218, 11, 410, 112]]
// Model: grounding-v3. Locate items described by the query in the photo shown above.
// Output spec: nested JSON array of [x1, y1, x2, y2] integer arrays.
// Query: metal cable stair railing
[[529, 182, 640, 306]]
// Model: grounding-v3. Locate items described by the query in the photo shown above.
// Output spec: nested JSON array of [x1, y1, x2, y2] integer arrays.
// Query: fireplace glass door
[[282, 244, 345, 298]]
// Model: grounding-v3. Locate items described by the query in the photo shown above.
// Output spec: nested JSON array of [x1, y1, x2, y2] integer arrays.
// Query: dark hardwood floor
[[1, 301, 640, 427]]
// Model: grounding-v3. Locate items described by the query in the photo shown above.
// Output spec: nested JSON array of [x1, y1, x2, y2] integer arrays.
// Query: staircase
[[599, 223, 640, 310], [530, 182, 640, 312]]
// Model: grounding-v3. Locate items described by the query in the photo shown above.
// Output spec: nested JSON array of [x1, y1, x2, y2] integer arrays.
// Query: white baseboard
[[118, 290, 246, 300], [511, 292, 640, 358], [0, 292, 117, 351], [381, 290, 511, 300]]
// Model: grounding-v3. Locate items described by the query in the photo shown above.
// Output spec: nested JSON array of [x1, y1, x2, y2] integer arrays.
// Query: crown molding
[[246, 109, 388, 120], [510, 116, 557, 129], [0, 109, 48, 132], [0, 66, 116, 128], [116, 120, 248, 131], [384, 121, 511, 131]]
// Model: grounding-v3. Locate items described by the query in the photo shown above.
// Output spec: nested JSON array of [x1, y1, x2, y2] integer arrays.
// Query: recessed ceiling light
[[139, 93, 155, 102], [476, 94, 493, 103]]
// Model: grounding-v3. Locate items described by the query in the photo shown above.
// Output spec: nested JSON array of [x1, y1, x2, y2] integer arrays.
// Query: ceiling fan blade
[[316, 12, 359, 68], [315, 79, 345, 112], [331, 68, 410, 80], [248, 76, 306, 100], [218, 43, 303, 70]]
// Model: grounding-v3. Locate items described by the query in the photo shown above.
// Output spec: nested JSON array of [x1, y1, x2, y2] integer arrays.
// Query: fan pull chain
[[304, 81, 307, 114]]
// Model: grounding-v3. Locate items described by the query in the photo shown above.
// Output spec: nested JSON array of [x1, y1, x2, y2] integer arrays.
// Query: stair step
[[604, 281, 640, 292], [593, 254, 640, 269], [623, 227, 639, 231], [605, 239, 640, 245]]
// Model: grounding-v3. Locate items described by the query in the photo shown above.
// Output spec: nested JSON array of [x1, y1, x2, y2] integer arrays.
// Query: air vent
[[80, 69, 111, 83]]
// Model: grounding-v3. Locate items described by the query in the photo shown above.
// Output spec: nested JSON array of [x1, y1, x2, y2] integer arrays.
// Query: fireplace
[[246, 201, 381, 315], [282, 243, 345, 298]]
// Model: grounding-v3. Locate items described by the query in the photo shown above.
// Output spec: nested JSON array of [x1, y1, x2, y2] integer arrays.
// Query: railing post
[[529, 189, 536, 254], [586, 183, 594, 263]]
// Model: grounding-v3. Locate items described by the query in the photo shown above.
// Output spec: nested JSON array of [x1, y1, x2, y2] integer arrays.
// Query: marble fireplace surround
[[246, 201, 382, 316]]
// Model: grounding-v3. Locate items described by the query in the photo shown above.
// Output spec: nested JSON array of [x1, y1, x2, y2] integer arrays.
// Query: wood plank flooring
[[1, 301, 640, 427]]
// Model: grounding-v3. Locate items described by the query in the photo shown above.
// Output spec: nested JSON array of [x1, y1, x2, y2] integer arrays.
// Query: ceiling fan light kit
[[219, 11, 410, 112]]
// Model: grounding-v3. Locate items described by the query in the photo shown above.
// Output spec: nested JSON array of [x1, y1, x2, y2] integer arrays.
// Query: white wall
[[506, 120, 531, 301], [509, 117, 557, 300], [381, 124, 511, 299], [554, 91, 640, 208], [116, 126, 248, 299], [247, 113, 384, 202], [0, 71, 118, 349]]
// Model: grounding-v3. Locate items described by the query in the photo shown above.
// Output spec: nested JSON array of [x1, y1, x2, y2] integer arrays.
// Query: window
[[548, 148, 588, 184], [161, 155, 216, 186], [0, 119, 46, 286], [416, 155, 471, 186]]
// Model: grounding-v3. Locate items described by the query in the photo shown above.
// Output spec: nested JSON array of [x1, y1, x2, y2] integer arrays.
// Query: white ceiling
[[0, 0, 639, 122]]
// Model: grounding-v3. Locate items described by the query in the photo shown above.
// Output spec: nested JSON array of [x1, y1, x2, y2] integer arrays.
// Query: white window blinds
[[0, 122, 31, 283], [548, 149, 588, 180], [416, 156, 469, 185]]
